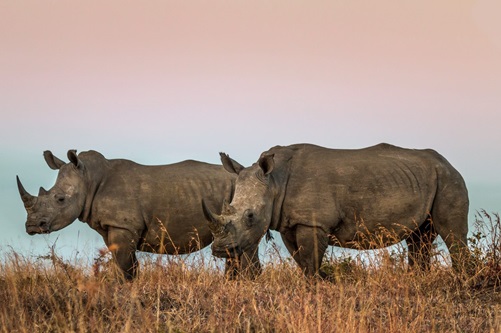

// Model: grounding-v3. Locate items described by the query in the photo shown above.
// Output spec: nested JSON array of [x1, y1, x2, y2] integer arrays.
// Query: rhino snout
[[26, 219, 51, 235]]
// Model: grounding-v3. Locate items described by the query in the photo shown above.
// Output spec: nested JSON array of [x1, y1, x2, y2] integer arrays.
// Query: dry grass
[[1, 213, 500, 333]]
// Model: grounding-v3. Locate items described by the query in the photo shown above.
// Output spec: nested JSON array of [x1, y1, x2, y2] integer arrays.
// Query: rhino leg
[[106, 227, 140, 280], [405, 219, 437, 270], [224, 245, 261, 280], [239, 245, 262, 279], [431, 187, 470, 272], [433, 216, 470, 272], [283, 225, 329, 278], [280, 230, 298, 258], [224, 258, 239, 280]]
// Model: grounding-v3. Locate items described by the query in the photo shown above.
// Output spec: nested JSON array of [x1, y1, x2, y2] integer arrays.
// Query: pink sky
[[1, 0, 501, 256], [0, 0, 500, 174]]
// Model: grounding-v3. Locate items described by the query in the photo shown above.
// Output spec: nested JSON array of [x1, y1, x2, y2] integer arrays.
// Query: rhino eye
[[244, 209, 255, 226], [55, 194, 66, 204]]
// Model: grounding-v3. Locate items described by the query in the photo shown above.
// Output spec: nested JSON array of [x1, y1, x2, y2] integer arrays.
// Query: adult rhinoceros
[[17, 150, 261, 280], [203, 143, 470, 277]]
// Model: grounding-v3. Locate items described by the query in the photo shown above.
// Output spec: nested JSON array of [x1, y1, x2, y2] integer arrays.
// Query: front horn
[[201, 199, 223, 232], [16, 176, 36, 208]]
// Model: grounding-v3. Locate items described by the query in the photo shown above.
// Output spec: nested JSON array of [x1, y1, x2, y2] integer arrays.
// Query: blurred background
[[1, 0, 500, 266]]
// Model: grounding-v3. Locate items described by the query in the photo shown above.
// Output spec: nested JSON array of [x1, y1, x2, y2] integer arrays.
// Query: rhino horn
[[38, 187, 48, 196], [222, 199, 236, 215], [16, 176, 36, 208], [201, 199, 223, 232]]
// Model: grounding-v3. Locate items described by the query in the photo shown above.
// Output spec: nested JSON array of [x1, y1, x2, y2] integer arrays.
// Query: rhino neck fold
[[269, 175, 287, 232], [79, 180, 101, 223], [268, 155, 292, 233], [78, 154, 108, 223]]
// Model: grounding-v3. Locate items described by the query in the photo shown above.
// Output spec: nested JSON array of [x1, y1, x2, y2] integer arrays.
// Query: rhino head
[[17, 150, 87, 235], [202, 152, 276, 258]]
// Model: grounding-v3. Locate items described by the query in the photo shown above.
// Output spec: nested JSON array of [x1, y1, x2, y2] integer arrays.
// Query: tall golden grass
[[1, 212, 500, 333]]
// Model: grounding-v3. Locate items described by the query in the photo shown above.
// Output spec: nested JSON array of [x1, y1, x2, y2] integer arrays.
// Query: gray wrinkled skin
[[18, 150, 261, 280], [204, 143, 470, 277]]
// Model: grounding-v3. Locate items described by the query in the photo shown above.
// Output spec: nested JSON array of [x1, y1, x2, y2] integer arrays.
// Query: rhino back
[[278, 144, 456, 239], [87, 157, 234, 254]]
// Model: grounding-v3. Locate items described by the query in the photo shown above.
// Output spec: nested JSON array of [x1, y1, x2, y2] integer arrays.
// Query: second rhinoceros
[[203, 143, 470, 277], [17, 150, 261, 280]]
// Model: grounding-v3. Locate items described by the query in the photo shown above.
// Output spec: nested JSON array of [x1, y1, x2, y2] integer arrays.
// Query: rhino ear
[[220, 152, 245, 175], [258, 153, 274, 175], [43, 151, 66, 170], [67, 150, 83, 169]]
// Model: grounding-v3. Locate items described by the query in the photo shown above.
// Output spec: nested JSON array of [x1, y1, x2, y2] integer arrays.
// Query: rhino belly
[[138, 221, 213, 254], [331, 203, 429, 249]]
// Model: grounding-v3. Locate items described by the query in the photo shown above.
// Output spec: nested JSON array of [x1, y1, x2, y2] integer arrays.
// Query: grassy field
[[1, 212, 500, 333]]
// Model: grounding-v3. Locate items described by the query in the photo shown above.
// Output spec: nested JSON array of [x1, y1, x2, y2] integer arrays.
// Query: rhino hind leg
[[432, 212, 470, 272], [405, 218, 437, 270], [430, 184, 470, 272]]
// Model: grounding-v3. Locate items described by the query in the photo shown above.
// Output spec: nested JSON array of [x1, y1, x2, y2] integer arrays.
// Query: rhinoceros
[[17, 150, 261, 280], [202, 143, 470, 277]]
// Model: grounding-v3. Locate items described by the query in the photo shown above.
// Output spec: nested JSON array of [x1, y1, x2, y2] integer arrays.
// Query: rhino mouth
[[26, 220, 51, 235], [211, 244, 242, 258]]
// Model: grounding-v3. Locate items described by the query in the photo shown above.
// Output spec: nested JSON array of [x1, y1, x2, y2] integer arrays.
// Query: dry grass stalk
[[1, 214, 500, 332]]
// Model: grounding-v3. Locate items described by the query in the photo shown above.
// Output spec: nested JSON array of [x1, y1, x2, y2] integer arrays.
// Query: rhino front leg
[[224, 245, 261, 280], [106, 227, 140, 280], [224, 259, 238, 280], [239, 245, 262, 279], [295, 225, 329, 278]]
